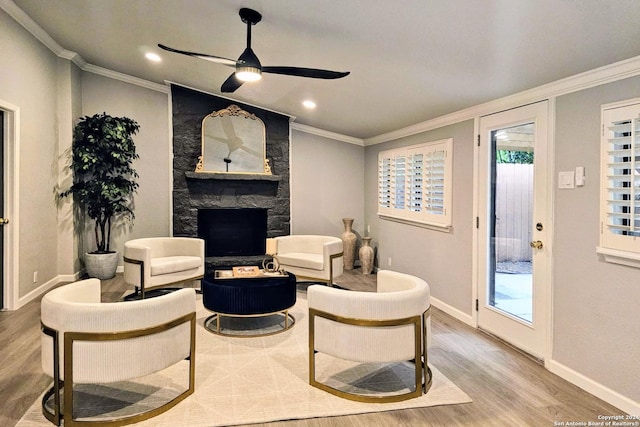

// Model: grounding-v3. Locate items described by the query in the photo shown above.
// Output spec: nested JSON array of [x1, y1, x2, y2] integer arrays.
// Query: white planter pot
[[84, 251, 119, 280]]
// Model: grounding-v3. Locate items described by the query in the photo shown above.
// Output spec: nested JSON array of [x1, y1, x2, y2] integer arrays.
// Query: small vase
[[340, 218, 357, 270], [359, 237, 374, 275]]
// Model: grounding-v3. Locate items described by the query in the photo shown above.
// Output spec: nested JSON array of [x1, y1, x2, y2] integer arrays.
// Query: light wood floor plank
[[0, 269, 624, 426]]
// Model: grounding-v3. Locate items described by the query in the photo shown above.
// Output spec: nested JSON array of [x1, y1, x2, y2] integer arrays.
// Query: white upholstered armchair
[[123, 237, 204, 299], [268, 235, 343, 285], [307, 269, 432, 403], [40, 278, 196, 426]]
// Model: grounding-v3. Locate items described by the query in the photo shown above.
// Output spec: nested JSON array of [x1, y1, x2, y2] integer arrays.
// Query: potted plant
[[60, 112, 140, 279]]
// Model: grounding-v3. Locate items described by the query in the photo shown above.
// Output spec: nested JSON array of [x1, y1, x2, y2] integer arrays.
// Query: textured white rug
[[18, 292, 471, 427]]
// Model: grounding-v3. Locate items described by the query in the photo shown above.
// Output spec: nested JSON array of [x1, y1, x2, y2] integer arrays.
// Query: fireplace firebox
[[198, 208, 267, 257]]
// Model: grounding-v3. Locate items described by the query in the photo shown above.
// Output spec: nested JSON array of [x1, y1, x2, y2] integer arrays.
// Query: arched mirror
[[196, 104, 270, 174]]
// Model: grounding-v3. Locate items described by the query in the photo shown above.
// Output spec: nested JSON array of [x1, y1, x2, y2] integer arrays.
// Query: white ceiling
[[9, 0, 640, 139]]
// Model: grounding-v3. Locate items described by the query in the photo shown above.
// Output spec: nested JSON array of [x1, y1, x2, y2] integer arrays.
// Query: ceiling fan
[[159, 8, 350, 93]]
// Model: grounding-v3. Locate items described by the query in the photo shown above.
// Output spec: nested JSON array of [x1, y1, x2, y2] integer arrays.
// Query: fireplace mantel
[[185, 171, 281, 182]]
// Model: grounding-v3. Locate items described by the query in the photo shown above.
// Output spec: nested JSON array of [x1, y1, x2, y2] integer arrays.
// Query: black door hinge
[[477, 134, 481, 146], [475, 299, 479, 311]]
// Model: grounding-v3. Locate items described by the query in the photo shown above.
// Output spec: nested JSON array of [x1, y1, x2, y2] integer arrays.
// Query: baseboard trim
[[15, 272, 81, 310], [547, 359, 640, 415], [430, 296, 474, 327]]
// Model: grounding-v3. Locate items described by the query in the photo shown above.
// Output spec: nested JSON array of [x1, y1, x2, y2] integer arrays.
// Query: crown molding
[[1, 0, 65, 55], [3, 0, 168, 93], [84, 64, 169, 93], [290, 122, 364, 146], [365, 54, 640, 146], [58, 49, 87, 69]]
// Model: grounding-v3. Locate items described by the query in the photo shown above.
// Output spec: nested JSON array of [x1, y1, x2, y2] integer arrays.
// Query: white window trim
[[377, 138, 453, 231], [597, 97, 640, 268]]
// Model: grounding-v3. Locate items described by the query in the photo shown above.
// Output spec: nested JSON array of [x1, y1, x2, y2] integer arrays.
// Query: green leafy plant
[[60, 113, 140, 253], [496, 150, 534, 164]]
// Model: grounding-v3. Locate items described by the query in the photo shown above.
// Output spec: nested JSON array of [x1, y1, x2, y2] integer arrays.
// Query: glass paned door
[[478, 101, 549, 360]]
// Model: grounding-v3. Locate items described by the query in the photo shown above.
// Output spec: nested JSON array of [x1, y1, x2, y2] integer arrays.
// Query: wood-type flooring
[[0, 269, 624, 426]]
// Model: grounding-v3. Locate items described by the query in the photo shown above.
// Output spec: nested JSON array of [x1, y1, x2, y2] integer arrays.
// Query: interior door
[[477, 101, 550, 359]]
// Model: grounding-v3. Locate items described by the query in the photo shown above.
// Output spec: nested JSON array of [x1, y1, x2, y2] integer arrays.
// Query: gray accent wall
[[554, 76, 640, 402], [291, 130, 365, 240], [80, 73, 171, 265], [364, 120, 475, 314], [0, 9, 60, 298]]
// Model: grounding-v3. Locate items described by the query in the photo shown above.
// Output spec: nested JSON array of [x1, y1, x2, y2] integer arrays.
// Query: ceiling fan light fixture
[[236, 66, 262, 82], [158, 8, 349, 94], [145, 52, 161, 62]]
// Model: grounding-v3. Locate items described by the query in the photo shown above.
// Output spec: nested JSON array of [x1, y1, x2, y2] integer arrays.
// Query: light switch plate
[[575, 166, 585, 186], [559, 171, 575, 189]]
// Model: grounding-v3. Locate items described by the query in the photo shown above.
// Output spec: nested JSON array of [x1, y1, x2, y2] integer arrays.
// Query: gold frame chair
[[123, 256, 204, 299], [290, 251, 344, 286], [309, 307, 432, 403], [41, 312, 196, 427]]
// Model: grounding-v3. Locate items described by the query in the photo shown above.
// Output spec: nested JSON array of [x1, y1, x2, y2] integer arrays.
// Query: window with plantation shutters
[[598, 99, 640, 267], [377, 138, 453, 230]]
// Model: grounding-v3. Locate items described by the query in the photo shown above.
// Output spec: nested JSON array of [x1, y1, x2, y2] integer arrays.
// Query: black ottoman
[[202, 271, 297, 337]]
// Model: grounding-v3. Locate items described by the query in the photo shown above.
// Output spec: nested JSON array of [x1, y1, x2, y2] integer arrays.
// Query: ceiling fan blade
[[262, 66, 350, 79], [158, 44, 237, 66], [221, 73, 244, 93]]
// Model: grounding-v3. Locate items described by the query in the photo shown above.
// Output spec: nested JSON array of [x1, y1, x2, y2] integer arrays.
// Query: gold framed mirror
[[196, 104, 270, 174]]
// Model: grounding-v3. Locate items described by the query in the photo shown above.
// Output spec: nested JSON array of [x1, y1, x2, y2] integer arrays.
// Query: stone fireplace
[[170, 85, 290, 271]]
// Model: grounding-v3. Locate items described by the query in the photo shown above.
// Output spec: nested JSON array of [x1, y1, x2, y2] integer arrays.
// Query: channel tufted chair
[[267, 235, 343, 285], [40, 279, 196, 426], [308, 269, 432, 403], [123, 237, 204, 299]]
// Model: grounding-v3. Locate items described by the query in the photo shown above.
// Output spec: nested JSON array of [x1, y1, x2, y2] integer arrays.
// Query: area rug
[[17, 292, 471, 427]]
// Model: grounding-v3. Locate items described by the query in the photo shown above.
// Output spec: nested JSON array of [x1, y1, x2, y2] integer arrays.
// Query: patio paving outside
[[494, 262, 532, 323]]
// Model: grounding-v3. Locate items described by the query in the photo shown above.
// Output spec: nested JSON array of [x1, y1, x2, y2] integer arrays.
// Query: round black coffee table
[[202, 271, 297, 337]]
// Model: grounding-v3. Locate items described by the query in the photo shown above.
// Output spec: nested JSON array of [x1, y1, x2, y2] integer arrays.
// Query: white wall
[[56, 58, 83, 276], [364, 120, 475, 315], [553, 76, 640, 404], [80, 73, 171, 264], [0, 9, 60, 299], [290, 129, 365, 241]]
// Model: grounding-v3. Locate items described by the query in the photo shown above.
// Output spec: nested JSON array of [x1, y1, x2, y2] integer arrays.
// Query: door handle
[[0, 217, 9, 226], [529, 240, 543, 249]]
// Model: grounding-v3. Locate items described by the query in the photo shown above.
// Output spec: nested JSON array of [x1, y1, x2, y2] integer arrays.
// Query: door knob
[[529, 240, 543, 249], [0, 217, 9, 226]]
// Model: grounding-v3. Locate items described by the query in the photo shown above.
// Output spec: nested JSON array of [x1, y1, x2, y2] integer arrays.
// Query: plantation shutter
[[407, 152, 423, 212], [377, 138, 453, 229], [394, 156, 406, 210], [599, 99, 640, 261], [424, 146, 446, 216], [378, 156, 392, 210], [605, 117, 640, 237]]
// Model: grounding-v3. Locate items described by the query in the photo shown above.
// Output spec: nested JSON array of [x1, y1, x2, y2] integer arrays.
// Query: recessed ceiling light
[[145, 52, 161, 62], [303, 100, 316, 109]]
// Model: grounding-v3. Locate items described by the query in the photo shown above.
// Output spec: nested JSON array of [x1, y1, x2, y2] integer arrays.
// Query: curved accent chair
[[123, 237, 204, 299], [307, 269, 432, 403], [268, 235, 343, 285], [40, 279, 196, 426]]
